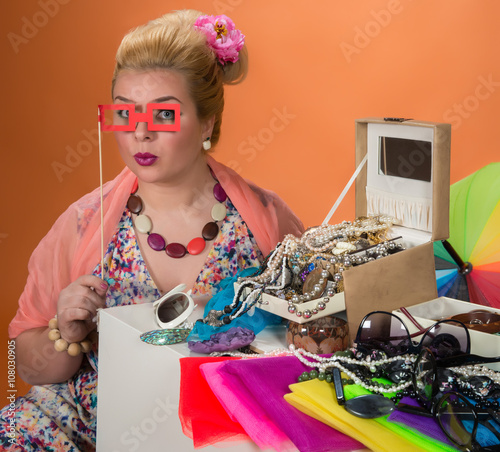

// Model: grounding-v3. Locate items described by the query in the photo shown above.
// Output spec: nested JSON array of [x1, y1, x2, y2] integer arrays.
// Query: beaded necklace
[[200, 216, 401, 326], [240, 218, 401, 321], [128, 175, 227, 258], [291, 346, 500, 407], [201, 243, 290, 327], [210, 344, 500, 407], [290, 345, 417, 394]]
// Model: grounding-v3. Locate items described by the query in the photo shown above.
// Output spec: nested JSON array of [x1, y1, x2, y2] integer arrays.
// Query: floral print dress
[[0, 198, 263, 451]]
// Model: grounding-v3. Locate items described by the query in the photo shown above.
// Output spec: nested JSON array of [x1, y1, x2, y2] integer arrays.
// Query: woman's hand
[[56, 275, 108, 343]]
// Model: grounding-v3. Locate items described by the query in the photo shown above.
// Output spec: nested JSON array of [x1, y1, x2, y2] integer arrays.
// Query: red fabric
[[179, 356, 251, 449]]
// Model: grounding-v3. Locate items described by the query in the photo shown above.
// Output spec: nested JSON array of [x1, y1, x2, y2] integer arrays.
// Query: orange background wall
[[2, 1, 499, 398]]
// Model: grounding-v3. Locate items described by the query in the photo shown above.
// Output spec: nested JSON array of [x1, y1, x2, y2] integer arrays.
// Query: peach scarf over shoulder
[[9, 156, 304, 338]]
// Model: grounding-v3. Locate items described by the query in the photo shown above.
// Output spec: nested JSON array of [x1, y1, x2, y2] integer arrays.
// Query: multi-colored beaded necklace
[[128, 174, 227, 258]]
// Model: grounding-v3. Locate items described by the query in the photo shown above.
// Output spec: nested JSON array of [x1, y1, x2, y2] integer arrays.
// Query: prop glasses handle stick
[[98, 107, 104, 280]]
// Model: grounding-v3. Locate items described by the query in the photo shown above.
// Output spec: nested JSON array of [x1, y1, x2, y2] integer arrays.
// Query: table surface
[[96, 302, 289, 451], [96, 302, 370, 452]]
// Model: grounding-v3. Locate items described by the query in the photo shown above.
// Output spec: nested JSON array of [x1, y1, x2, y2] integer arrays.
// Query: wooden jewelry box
[[240, 117, 451, 332], [343, 117, 451, 342]]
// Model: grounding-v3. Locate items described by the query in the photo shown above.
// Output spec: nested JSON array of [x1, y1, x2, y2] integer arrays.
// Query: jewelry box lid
[[354, 117, 451, 243]]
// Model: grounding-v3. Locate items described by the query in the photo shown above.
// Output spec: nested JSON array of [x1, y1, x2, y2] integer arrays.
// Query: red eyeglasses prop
[[98, 103, 181, 131]]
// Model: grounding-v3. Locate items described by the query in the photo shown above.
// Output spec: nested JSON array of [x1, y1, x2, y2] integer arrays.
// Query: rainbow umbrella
[[434, 162, 500, 308]]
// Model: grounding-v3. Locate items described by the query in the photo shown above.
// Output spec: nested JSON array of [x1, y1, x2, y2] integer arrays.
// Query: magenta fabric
[[206, 356, 365, 452], [200, 360, 295, 451], [387, 397, 454, 446]]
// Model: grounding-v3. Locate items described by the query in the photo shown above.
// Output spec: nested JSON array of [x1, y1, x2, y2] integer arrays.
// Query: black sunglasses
[[398, 348, 500, 451], [354, 311, 471, 360]]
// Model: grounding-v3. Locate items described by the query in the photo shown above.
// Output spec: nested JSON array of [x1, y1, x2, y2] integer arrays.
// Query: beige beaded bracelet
[[48, 317, 98, 357]]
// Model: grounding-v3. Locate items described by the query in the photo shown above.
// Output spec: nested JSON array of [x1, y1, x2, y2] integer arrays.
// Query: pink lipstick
[[134, 152, 158, 166]]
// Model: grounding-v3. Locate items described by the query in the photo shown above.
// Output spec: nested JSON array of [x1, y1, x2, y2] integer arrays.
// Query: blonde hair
[[111, 10, 248, 147]]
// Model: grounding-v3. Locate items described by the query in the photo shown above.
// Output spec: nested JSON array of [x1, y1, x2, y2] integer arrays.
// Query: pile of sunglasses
[[354, 311, 500, 372], [397, 348, 500, 451], [337, 311, 500, 451]]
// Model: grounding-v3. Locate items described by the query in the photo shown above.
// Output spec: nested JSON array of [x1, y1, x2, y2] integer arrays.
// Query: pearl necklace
[[236, 218, 402, 321], [211, 346, 500, 401], [243, 238, 290, 284], [301, 216, 395, 253], [202, 243, 293, 327], [128, 175, 227, 258], [452, 364, 500, 386], [290, 345, 416, 394], [212, 345, 417, 394]]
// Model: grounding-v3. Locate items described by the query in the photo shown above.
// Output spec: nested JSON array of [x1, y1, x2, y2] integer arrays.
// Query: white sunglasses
[[153, 284, 195, 329]]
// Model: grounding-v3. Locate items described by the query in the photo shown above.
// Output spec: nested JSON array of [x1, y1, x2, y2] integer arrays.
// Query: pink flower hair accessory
[[194, 14, 245, 65]]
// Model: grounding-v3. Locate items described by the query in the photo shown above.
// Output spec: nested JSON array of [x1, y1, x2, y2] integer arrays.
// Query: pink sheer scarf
[[198, 356, 364, 452], [10, 156, 303, 338], [200, 360, 296, 451]]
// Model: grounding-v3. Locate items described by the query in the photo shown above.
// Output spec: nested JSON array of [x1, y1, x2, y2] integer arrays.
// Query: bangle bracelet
[[48, 317, 98, 357]]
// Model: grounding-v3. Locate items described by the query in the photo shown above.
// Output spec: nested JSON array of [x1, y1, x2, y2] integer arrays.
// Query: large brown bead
[[202, 222, 219, 241], [127, 194, 143, 214]]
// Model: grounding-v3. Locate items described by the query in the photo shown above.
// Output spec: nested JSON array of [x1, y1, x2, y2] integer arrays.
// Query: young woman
[[1, 10, 303, 450]]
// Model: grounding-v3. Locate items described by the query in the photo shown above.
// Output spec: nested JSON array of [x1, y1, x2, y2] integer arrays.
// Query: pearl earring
[[202, 137, 211, 151]]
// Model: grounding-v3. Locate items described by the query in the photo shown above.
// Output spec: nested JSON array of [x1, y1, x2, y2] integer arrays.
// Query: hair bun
[[221, 45, 248, 85]]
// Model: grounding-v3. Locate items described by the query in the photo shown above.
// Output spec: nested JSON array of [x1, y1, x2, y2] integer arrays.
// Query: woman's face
[[112, 69, 213, 184]]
